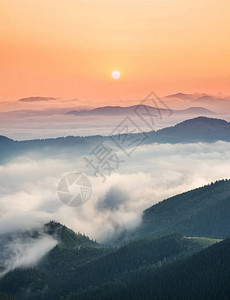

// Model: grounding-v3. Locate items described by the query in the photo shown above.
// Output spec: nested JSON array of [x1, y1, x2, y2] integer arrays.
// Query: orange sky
[[0, 0, 230, 105]]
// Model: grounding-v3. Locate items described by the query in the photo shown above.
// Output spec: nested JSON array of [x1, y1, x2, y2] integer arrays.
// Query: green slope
[[1, 178, 229, 299], [132, 179, 230, 240], [0, 231, 217, 300], [43, 221, 97, 248], [69, 237, 230, 300]]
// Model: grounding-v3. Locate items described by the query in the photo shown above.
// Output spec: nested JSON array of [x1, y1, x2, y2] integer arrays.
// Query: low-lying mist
[[1, 141, 230, 245], [0, 232, 57, 278]]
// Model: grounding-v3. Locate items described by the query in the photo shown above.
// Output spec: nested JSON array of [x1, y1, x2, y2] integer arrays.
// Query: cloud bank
[[1, 140, 230, 276], [0, 141, 230, 244], [18, 97, 58, 103]]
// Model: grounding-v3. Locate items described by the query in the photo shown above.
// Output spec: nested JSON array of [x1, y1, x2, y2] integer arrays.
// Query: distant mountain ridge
[[165, 92, 208, 100], [67, 104, 215, 116], [145, 116, 230, 144], [0, 117, 230, 162], [164, 92, 230, 103], [195, 95, 230, 105], [164, 92, 230, 112], [0, 117, 229, 146], [180, 106, 215, 114]]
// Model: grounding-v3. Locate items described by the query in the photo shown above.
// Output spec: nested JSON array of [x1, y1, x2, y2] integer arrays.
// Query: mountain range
[[164, 93, 230, 112], [0, 117, 230, 163], [67, 105, 215, 117], [0, 180, 230, 299]]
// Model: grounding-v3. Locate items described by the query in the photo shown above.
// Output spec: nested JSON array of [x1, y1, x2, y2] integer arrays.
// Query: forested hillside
[[131, 179, 230, 240], [0, 230, 217, 299], [0, 180, 229, 299], [68, 237, 230, 300]]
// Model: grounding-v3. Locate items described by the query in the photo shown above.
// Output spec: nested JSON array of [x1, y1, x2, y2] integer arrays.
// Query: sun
[[112, 71, 120, 80]]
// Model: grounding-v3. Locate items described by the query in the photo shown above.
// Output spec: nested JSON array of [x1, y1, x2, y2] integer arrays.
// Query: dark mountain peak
[[44, 221, 97, 248], [175, 116, 228, 127], [150, 117, 230, 144], [0, 135, 14, 144]]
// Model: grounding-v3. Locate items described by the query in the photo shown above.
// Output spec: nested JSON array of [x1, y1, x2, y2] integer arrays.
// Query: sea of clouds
[[0, 141, 230, 275]]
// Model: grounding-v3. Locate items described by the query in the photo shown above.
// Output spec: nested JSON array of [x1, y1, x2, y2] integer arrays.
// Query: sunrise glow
[[0, 0, 230, 104]]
